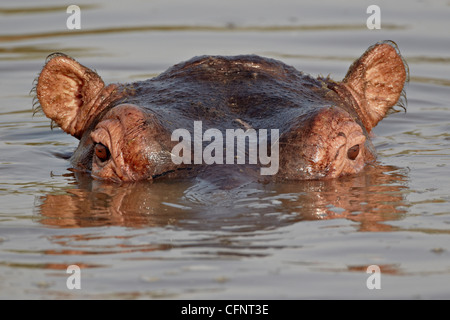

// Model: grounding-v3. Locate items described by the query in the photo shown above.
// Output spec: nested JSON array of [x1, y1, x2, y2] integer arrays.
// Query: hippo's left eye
[[94, 143, 111, 162], [347, 144, 360, 160]]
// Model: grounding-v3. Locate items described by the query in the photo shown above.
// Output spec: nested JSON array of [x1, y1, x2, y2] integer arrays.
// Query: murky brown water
[[1, 0, 450, 299]]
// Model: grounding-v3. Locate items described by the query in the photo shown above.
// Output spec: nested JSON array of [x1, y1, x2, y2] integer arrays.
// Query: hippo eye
[[347, 144, 360, 160], [94, 143, 111, 162]]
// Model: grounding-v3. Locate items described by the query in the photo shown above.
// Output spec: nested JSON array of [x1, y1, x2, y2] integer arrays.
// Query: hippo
[[34, 41, 407, 183]]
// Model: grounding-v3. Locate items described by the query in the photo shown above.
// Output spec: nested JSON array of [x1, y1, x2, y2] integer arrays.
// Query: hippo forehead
[[114, 55, 351, 134]]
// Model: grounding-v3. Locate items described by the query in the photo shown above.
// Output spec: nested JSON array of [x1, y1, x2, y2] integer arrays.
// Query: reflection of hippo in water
[[37, 164, 407, 230], [34, 41, 407, 182]]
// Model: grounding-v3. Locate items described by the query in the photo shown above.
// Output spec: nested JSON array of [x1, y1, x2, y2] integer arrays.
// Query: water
[[1, 0, 450, 299]]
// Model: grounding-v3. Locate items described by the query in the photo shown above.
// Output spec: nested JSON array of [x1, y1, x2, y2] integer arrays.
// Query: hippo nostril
[[347, 144, 360, 160], [94, 143, 111, 162]]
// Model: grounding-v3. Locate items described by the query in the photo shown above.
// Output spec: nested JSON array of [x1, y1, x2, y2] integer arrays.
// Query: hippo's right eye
[[94, 143, 111, 162], [347, 144, 360, 160]]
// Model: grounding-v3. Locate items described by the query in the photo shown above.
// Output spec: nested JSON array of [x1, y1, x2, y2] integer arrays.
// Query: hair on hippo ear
[[35, 52, 106, 139], [30, 77, 42, 115], [341, 40, 409, 132], [31, 72, 59, 132]]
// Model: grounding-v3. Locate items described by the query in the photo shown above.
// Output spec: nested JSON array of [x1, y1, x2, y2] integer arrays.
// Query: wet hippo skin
[[34, 41, 407, 182]]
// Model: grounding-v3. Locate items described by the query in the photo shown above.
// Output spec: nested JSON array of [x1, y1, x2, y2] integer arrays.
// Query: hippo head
[[35, 41, 407, 182]]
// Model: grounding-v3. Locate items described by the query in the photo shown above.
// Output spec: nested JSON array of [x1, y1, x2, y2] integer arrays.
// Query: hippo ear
[[36, 53, 105, 139], [342, 41, 408, 132]]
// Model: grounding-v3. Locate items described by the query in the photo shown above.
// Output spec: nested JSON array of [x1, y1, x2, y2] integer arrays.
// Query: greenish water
[[0, 0, 450, 299]]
